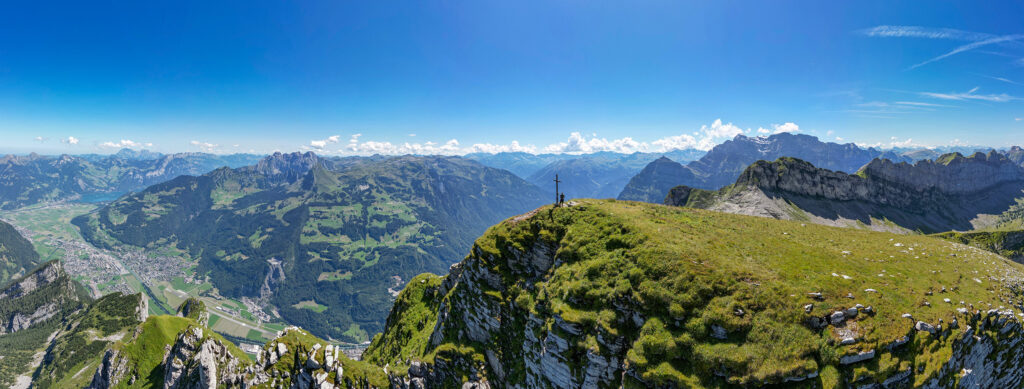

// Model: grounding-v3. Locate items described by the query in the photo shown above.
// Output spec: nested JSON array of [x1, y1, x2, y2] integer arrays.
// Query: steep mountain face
[[0, 261, 88, 336], [0, 150, 262, 209], [367, 200, 1024, 388], [1006, 146, 1024, 166], [74, 153, 548, 341], [0, 219, 40, 283], [0, 261, 92, 387], [618, 133, 916, 204], [665, 152, 1024, 233], [616, 156, 696, 203]]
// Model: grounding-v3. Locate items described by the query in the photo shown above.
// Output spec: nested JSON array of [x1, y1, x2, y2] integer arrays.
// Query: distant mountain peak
[[252, 151, 322, 182]]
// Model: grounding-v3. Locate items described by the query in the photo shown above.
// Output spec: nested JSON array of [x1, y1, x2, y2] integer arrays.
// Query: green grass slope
[[368, 199, 1024, 387]]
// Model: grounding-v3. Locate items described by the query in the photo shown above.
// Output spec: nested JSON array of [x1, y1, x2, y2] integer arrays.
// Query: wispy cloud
[[861, 25, 1024, 69], [859, 26, 992, 41], [911, 34, 1024, 69], [920, 86, 1017, 102], [893, 101, 952, 108], [979, 74, 1024, 86]]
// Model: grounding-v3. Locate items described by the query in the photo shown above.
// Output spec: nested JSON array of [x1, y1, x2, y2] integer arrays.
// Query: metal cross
[[553, 174, 561, 205]]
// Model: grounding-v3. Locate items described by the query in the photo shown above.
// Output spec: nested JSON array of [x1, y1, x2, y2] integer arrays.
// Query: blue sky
[[1, 1, 1022, 155]]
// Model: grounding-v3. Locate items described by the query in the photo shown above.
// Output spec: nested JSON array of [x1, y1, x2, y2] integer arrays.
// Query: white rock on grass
[[830, 311, 846, 325]]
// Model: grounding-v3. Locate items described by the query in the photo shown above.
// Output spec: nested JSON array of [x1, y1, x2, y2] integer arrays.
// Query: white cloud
[[773, 122, 800, 134], [1016, 118, 1023, 121], [652, 133, 699, 150], [921, 87, 1016, 102], [889, 137, 917, 148], [469, 141, 537, 154], [336, 120, 801, 156], [835, 136, 845, 142], [34, 136, 47, 142], [100, 139, 151, 149], [343, 137, 464, 156], [61, 136, 79, 145], [189, 140, 218, 152], [309, 134, 341, 150], [755, 122, 800, 135], [542, 132, 648, 154]]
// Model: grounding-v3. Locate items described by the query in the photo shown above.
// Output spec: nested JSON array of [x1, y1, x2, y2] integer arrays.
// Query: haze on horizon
[[1, 1, 1022, 155]]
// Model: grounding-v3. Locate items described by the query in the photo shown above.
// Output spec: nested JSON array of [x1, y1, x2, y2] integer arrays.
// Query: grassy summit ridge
[[367, 199, 1024, 387]]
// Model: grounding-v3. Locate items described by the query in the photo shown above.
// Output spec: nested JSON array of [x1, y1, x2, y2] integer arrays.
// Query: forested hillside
[[74, 152, 548, 341]]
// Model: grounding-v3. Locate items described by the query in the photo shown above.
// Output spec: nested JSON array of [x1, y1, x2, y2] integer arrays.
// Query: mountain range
[[467, 149, 705, 199], [73, 152, 548, 342], [0, 149, 262, 209], [618, 133, 928, 203]]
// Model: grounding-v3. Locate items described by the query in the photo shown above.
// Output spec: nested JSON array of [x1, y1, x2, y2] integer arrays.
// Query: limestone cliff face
[[0, 261, 85, 335], [0, 260, 64, 300], [669, 153, 1024, 233], [737, 152, 1024, 206], [382, 232, 640, 388], [861, 151, 1024, 195]]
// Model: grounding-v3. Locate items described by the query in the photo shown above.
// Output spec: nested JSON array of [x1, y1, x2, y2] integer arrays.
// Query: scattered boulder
[[830, 311, 846, 325], [915, 321, 936, 334]]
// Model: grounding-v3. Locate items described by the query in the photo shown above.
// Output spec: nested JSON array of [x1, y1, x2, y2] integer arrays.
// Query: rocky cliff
[[365, 200, 1024, 388], [0, 261, 88, 335], [666, 153, 1024, 233]]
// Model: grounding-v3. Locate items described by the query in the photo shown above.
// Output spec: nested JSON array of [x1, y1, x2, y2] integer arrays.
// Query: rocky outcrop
[[87, 349, 130, 389], [161, 327, 250, 389], [176, 298, 209, 326]]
